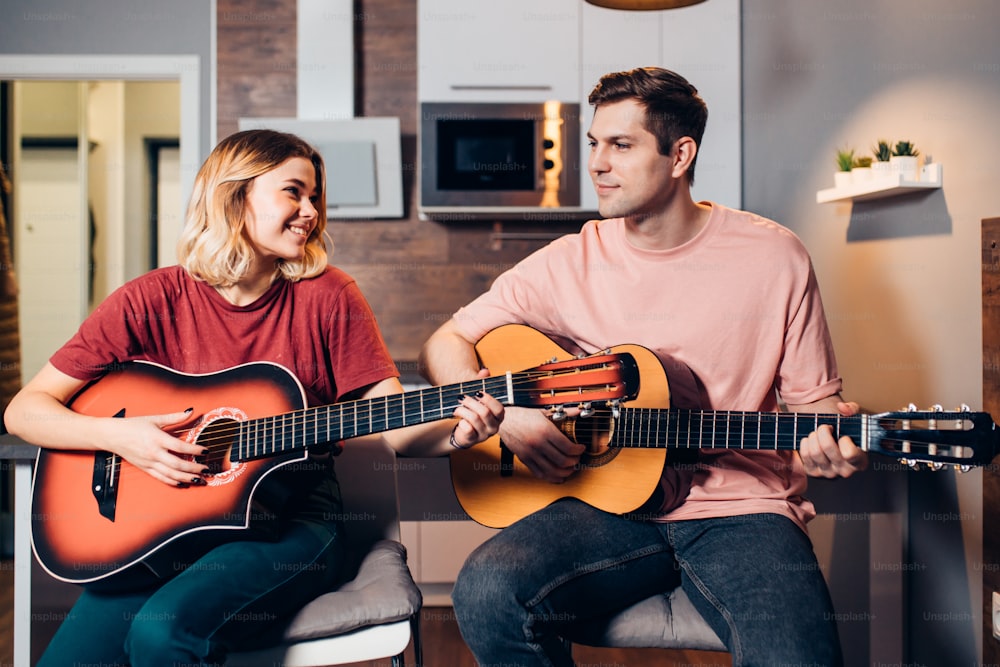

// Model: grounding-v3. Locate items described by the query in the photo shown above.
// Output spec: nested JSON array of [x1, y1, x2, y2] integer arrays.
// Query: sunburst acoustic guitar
[[30, 351, 639, 589], [453, 324, 1000, 528]]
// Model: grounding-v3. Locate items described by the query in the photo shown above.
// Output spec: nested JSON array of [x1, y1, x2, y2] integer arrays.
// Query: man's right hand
[[496, 407, 586, 483]]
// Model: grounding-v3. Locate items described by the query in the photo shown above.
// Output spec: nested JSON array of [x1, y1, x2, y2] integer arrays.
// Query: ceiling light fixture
[[584, 0, 708, 9]]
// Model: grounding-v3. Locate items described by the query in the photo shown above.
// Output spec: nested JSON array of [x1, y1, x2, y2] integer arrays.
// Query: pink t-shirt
[[453, 203, 842, 530]]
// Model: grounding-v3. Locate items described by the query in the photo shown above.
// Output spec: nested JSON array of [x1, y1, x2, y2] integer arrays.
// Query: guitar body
[[31, 361, 308, 589], [454, 324, 668, 528]]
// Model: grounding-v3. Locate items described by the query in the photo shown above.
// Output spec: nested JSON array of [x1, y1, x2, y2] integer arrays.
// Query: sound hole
[[562, 413, 621, 468], [196, 417, 239, 475]]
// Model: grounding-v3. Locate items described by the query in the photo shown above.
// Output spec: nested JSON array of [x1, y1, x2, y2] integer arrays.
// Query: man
[[419, 67, 866, 666]]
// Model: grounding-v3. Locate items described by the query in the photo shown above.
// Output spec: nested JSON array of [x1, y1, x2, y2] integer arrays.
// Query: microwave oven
[[419, 101, 582, 218]]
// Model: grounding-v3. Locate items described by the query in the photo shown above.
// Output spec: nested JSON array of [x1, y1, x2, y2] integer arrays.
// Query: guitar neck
[[613, 408, 865, 452], [233, 375, 510, 462]]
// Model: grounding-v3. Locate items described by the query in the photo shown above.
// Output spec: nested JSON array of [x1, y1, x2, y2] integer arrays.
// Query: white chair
[[227, 439, 422, 667]]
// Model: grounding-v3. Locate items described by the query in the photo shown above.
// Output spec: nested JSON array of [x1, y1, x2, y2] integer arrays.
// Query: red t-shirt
[[50, 265, 399, 534], [52, 265, 397, 405]]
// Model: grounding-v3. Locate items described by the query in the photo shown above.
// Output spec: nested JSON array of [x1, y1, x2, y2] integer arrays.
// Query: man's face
[[586, 98, 678, 220]]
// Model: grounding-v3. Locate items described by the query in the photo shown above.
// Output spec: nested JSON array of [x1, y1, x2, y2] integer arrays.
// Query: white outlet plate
[[993, 591, 1000, 639]]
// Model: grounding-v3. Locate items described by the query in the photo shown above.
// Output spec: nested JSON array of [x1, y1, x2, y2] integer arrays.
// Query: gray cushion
[[582, 588, 726, 651], [279, 540, 422, 642]]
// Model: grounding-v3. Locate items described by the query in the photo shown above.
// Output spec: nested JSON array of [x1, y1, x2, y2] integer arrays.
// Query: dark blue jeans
[[36, 521, 345, 667], [452, 499, 842, 667]]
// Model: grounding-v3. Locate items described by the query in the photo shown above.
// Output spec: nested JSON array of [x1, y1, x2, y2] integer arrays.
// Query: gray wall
[[743, 1, 999, 664], [0, 0, 214, 159]]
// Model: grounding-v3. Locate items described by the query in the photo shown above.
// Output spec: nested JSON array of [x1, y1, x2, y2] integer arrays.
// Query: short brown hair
[[588, 67, 708, 183], [178, 129, 328, 286]]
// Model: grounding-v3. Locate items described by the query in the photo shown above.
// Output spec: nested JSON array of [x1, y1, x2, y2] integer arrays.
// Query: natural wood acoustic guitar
[[453, 324, 1000, 528]]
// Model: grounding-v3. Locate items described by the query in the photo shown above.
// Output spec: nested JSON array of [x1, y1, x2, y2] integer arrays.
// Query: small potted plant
[[890, 140, 920, 180], [852, 155, 873, 182], [834, 146, 855, 188], [871, 139, 893, 175]]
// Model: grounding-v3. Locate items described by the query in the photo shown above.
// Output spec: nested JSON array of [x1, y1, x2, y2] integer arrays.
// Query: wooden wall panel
[[216, 0, 297, 139], [216, 0, 581, 366], [356, 0, 420, 131], [982, 217, 1000, 664]]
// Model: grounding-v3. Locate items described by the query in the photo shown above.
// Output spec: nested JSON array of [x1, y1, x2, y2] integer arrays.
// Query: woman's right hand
[[103, 409, 212, 487], [4, 363, 215, 489]]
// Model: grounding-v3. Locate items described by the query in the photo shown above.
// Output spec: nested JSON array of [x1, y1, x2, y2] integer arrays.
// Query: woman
[[4, 129, 503, 665]]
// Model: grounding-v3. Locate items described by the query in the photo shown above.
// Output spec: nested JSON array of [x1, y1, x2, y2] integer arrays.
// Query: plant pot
[[890, 155, 919, 181], [851, 166, 873, 182], [834, 171, 852, 188], [872, 160, 892, 177]]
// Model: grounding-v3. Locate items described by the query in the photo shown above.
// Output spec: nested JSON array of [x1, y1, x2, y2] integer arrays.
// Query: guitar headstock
[[510, 352, 640, 411], [866, 405, 1000, 470]]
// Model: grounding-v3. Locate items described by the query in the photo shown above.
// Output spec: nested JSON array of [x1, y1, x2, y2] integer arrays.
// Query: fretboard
[[233, 374, 511, 462], [611, 408, 866, 451]]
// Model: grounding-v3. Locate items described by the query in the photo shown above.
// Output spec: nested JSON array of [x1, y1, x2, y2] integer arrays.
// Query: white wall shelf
[[816, 163, 942, 203]]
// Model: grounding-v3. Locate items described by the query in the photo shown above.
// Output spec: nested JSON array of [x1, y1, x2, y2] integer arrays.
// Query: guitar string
[[95, 365, 633, 479], [98, 406, 969, 484], [613, 409, 963, 451], [615, 411, 846, 451], [603, 410, 852, 451]]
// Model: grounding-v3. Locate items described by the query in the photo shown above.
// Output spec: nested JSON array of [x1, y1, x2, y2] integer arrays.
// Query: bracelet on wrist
[[449, 424, 472, 450]]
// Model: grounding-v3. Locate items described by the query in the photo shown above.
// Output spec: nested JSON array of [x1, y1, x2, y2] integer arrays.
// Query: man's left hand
[[798, 401, 868, 478]]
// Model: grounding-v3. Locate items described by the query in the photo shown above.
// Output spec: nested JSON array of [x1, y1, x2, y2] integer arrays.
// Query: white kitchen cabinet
[[400, 520, 500, 604], [577, 0, 742, 211], [580, 3, 661, 92], [418, 1, 742, 211], [418, 0, 581, 103], [578, 3, 662, 211], [660, 0, 742, 209]]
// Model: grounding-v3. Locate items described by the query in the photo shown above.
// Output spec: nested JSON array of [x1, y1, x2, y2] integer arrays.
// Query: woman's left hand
[[450, 368, 505, 448]]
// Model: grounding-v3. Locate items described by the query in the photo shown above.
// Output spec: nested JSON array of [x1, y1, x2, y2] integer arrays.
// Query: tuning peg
[[956, 464, 973, 473], [931, 404, 943, 412], [928, 462, 944, 471], [550, 407, 567, 421], [609, 399, 622, 419], [578, 402, 594, 418]]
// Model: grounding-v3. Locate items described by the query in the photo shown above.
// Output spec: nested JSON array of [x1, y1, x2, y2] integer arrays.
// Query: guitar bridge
[[499, 440, 514, 477], [91, 451, 119, 521], [91, 407, 126, 521]]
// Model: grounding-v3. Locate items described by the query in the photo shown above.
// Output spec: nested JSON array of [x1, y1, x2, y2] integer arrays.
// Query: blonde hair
[[178, 129, 329, 286]]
